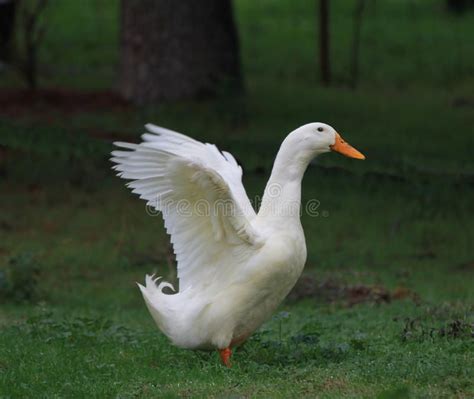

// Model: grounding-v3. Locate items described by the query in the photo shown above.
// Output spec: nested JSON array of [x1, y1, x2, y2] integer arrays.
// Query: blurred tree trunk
[[0, 0, 16, 63], [120, 0, 243, 104], [349, 0, 366, 89], [446, 0, 474, 13], [318, 0, 330, 86], [22, 0, 48, 90]]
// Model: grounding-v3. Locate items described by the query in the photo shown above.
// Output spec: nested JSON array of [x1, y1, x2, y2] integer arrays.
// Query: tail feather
[[138, 274, 211, 349], [138, 275, 177, 340]]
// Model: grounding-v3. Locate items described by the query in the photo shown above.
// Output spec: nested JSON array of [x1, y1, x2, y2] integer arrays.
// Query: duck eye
[[317, 127, 324, 132]]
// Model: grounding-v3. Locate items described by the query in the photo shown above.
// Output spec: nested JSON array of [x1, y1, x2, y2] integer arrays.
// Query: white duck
[[111, 122, 364, 367]]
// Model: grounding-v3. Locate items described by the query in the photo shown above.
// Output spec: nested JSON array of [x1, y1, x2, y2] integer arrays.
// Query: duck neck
[[258, 141, 314, 223]]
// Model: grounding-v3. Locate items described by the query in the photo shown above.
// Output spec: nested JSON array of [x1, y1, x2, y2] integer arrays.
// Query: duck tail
[[137, 274, 179, 342]]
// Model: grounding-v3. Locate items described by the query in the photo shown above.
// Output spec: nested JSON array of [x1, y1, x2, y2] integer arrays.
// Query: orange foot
[[219, 347, 232, 368]]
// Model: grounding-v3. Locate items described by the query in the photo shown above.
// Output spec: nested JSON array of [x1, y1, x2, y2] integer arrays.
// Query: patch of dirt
[[320, 376, 349, 391], [457, 260, 474, 272], [452, 96, 473, 109], [400, 317, 474, 341], [289, 274, 420, 306], [410, 249, 437, 260], [0, 88, 130, 118], [0, 221, 13, 232]]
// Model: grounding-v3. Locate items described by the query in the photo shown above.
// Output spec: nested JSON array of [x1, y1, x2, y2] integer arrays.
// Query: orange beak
[[330, 133, 365, 160]]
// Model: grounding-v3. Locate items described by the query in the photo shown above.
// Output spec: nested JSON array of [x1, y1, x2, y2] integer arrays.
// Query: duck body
[[141, 218, 306, 350], [112, 122, 364, 364]]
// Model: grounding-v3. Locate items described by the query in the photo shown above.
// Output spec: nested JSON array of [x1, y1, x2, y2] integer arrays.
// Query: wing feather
[[111, 124, 262, 290]]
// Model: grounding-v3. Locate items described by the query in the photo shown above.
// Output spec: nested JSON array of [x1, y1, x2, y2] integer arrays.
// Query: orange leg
[[219, 347, 232, 368]]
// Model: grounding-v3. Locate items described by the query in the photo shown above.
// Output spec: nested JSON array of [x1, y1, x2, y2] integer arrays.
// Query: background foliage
[[0, 0, 473, 397]]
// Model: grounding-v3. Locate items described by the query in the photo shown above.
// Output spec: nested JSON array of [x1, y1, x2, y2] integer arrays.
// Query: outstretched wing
[[111, 124, 262, 290]]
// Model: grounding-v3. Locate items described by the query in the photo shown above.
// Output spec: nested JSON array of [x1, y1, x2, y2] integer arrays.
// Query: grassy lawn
[[1, 0, 473, 398]]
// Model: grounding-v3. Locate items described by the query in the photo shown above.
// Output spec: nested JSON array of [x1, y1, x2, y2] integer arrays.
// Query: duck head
[[285, 122, 365, 160]]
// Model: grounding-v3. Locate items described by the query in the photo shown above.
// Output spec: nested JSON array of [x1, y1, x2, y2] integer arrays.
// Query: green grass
[[1, 0, 474, 397]]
